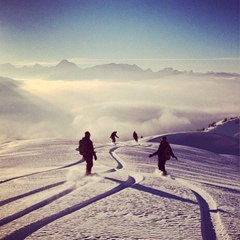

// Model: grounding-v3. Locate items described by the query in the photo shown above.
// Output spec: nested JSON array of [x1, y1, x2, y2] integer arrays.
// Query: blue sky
[[0, 0, 239, 72]]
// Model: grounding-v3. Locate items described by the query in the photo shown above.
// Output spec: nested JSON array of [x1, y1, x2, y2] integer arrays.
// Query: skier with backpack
[[149, 136, 177, 176], [79, 131, 97, 176]]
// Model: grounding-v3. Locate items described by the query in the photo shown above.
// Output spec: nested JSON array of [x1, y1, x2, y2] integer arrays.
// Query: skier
[[133, 131, 139, 143], [79, 131, 97, 176], [149, 136, 177, 176], [110, 131, 119, 145]]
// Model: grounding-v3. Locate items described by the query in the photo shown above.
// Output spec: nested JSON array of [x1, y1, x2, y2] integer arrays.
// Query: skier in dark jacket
[[110, 131, 119, 145], [79, 131, 97, 176], [133, 131, 139, 143], [149, 136, 177, 176]]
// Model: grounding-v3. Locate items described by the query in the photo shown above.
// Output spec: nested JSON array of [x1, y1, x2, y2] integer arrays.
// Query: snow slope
[[206, 117, 240, 139], [0, 119, 239, 240]]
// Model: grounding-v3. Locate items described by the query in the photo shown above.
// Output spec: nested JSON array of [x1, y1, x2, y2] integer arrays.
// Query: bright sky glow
[[0, 0, 239, 72]]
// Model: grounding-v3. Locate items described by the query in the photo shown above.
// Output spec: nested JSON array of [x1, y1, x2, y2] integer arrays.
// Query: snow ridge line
[[3, 175, 137, 240], [176, 178, 230, 240]]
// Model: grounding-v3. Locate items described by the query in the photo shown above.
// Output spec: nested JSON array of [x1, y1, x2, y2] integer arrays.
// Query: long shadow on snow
[[109, 145, 217, 239], [132, 177, 218, 240], [105, 177, 197, 205], [0, 181, 65, 207], [3, 176, 136, 240], [0, 171, 116, 228], [133, 178, 216, 240], [204, 182, 240, 195], [193, 191, 217, 240], [0, 159, 85, 184], [0, 182, 76, 227], [115, 178, 217, 240]]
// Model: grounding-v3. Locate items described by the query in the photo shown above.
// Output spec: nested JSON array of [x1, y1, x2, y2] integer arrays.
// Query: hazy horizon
[[0, 0, 239, 73]]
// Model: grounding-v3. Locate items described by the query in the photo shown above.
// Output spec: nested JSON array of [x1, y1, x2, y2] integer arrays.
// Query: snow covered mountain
[[54, 60, 79, 71], [205, 117, 239, 139], [1, 60, 239, 80], [0, 118, 239, 239], [148, 117, 239, 156]]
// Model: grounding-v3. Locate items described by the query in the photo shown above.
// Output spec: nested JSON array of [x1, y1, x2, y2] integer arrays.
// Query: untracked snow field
[[0, 121, 239, 240]]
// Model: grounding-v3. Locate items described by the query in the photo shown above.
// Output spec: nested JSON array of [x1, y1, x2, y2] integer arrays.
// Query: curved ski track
[[0, 159, 85, 184], [175, 178, 230, 240], [0, 145, 107, 185], [111, 145, 229, 240], [2, 146, 143, 240], [1, 144, 230, 240]]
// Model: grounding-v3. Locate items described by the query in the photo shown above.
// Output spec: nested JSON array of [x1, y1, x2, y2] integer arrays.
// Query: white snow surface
[[0, 119, 239, 240]]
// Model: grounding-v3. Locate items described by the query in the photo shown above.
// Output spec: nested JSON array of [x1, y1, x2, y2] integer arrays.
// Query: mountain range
[[0, 60, 239, 80]]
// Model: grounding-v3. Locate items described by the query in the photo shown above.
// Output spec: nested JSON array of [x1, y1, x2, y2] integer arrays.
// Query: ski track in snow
[[174, 178, 230, 240], [0, 182, 76, 226], [0, 137, 239, 239], [0, 159, 85, 184], [0, 181, 65, 206], [1, 146, 144, 240], [114, 144, 237, 240], [149, 166, 226, 240], [107, 146, 231, 240]]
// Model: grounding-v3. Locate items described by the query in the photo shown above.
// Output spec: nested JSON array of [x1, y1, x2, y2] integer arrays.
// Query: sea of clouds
[[0, 75, 239, 142]]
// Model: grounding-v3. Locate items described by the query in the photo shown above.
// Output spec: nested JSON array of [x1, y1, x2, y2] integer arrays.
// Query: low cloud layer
[[0, 75, 239, 143], [0, 77, 74, 139]]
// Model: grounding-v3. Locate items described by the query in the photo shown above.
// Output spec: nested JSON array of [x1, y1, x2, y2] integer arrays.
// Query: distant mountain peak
[[0, 63, 17, 71], [33, 63, 42, 69], [58, 59, 70, 64], [158, 67, 175, 73], [55, 59, 79, 69], [87, 63, 144, 72], [145, 68, 153, 73]]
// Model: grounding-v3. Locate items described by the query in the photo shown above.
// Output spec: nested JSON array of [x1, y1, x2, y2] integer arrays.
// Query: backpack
[[79, 138, 88, 155], [163, 147, 171, 160]]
